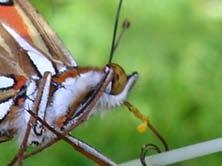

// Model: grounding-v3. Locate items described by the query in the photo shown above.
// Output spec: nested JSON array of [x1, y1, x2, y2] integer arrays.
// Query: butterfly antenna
[[108, 0, 123, 64], [113, 19, 130, 51]]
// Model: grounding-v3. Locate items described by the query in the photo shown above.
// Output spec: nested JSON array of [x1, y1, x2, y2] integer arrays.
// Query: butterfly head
[[109, 63, 138, 95], [105, 0, 137, 96]]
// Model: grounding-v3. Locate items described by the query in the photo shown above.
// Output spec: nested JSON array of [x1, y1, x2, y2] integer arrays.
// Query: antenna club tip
[[123, 19, 131, 29]]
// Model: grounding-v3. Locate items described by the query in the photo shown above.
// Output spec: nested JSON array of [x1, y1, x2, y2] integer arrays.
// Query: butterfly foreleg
[[8, 72, 52, 166]]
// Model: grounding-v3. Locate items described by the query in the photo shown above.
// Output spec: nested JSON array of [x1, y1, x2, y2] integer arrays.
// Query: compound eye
[[110, 63, 127, 95]]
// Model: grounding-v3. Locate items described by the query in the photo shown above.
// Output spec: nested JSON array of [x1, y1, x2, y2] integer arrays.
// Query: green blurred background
[[1, 0, 222, 165]]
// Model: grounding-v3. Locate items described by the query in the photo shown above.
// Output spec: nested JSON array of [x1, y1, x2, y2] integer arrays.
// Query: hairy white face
[[96, 70, 138, 110]]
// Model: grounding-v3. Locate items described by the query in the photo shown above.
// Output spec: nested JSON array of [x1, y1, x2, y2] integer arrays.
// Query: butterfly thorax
[[8, 67, 106, 145]]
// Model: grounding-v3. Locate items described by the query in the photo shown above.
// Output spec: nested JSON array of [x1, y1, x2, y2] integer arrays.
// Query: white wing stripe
[[2, 23, 56, 76], [0, 76, 14, 89], [27, 51, 55, 76], [0, 98, 13, 120], [0, 0, 11, 3]]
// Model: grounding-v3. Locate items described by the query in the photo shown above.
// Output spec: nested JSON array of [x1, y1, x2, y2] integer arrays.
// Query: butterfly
[[0, 0, 140, 165]]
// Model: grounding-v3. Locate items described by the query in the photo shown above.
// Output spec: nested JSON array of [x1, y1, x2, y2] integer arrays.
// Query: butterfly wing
[[0, 0, 78, 127], [14, 0, 77, 67], [0, 0, 77, 77]]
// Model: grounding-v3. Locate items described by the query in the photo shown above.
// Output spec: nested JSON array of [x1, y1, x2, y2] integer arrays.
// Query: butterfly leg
[[8, 110, 117, 166], [8, 72, 52, 166], [20, 67, 114, 165], [26, 109, 117, 166]]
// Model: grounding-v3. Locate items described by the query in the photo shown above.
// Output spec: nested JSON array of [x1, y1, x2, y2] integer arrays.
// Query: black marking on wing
[[51, 60, 59, 75], [14, 85, 27, 105], [0, 96, 13, 104], [0, 0, 13, 6], [33, 123, 43, 136]]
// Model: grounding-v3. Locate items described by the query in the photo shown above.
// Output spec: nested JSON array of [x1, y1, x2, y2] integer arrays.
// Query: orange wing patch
[[13, 75, 27, 90], [0, 5, 32, 42]]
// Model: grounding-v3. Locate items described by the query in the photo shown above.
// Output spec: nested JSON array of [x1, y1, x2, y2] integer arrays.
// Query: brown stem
[[147, 122, 169, 151]]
